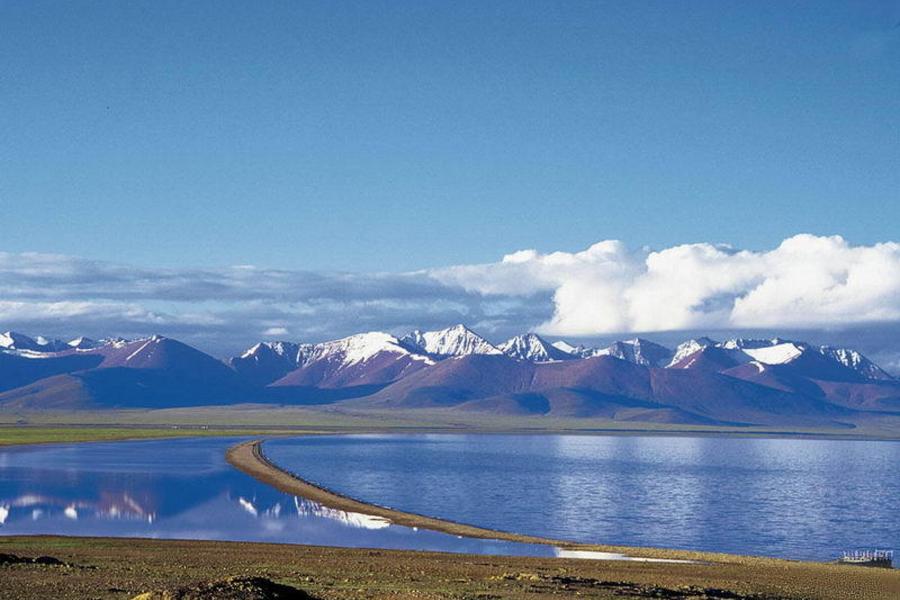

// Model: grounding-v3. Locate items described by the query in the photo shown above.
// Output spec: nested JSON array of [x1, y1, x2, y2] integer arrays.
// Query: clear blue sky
[[2, 1, 898, 270]]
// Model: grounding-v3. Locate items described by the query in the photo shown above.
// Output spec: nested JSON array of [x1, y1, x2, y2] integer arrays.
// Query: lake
[[1, 434, 896, 561], [0, 436, 552, 557], [265, 433, 900, 561]]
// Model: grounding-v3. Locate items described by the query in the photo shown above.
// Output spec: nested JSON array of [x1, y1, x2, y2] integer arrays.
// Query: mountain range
[[1, 326, 898, 428]]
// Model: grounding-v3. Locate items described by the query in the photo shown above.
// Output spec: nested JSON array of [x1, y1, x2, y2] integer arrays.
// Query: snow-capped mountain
[[227, 341, 315, 386], [670, 338, 808, 369], [0, 331, 29, 350], [271, 332, 435, 388], [94, 335, 239, 377], [0, 331, 68, 353], [238, 341, 312, 365], [1, 326, 896, 424], [400, 324, 501, 357], [591, 338, 673, 367], [669, 337, 894, 382], [738, 340, 807, 365], [550, 340, 592, 358], [668, 337, 718, 367], [720, 337, 788, 351], [67, 337, 101, 350], [1, 332, 121, 354], [499, 333, 575, 362], [0, 335, 249, 409], [301, 331, 430, 366], [231, 332, 438, 388], [818, 346, 893, 381]]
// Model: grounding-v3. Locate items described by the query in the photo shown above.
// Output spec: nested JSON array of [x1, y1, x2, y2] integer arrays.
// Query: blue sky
[[2, 1, 899, 270], [1, 2, 900, 371]]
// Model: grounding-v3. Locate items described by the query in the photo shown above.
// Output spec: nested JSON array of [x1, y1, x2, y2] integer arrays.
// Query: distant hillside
[[0, 326, 897, 430], [0, 336, 251, 409]]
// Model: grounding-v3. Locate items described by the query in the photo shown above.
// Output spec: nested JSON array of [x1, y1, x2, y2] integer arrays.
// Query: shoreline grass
[[0, 425, 310, 447], [3, 405, 900, 441]]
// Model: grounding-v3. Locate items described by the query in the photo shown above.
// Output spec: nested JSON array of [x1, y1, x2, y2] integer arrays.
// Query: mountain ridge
[[1, 327, 896, 428]]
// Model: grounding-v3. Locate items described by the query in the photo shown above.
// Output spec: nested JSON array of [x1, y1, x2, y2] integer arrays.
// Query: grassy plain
[[3, 404, 900, 440]]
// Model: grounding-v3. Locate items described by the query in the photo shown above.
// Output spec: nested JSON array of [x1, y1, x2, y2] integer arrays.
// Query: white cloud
[[431, 234, 900, 336], [0, 300, 162, 322], [262, 326, 289, 336], [1, 234, 899, 352]]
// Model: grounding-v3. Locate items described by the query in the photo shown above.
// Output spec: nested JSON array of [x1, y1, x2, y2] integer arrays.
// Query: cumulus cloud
[[432, 234, 900, 336], [1, 234, 899, 354]]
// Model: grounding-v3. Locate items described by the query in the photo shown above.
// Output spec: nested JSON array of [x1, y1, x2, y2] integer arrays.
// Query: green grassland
[[3, 402, 900, 446], [0, 425, 308, 446]]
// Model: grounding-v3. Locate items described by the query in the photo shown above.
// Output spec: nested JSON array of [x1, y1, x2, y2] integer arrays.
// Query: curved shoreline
[[226, 439, 566, 546], [225, 439, 803, 565]]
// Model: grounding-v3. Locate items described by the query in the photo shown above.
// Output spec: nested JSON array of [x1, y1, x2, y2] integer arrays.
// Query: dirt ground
[[1, 536, 898, 600]]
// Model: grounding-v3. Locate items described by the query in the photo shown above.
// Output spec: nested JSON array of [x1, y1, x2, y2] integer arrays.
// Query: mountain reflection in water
[[0, 437, 552, 557]]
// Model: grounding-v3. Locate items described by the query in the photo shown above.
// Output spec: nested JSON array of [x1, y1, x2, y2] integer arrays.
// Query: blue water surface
[[265, 434, 900, 561], [0, 436, 553, 557]]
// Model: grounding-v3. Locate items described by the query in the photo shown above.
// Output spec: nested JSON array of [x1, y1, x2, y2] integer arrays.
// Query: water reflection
[[555, 548, 694, 563], [293, 497, 391, 530], [0, 437, 553, 557]]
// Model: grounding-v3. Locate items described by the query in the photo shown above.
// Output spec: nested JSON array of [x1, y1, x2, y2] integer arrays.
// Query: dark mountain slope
[[0, 367, 257, 410], [722, 359, 900, 413], [0, 351, 104, 393], [360, 353, 852, 427], [456, 388, 715, 423], [648, 368, 854, 427], [360, 354, 535, 408], [531, 356, 654, 399], [0, 337, 252, 409]]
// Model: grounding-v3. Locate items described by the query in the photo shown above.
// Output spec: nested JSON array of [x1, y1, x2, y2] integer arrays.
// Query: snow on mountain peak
[[311, 331, 434, 367], [240, 342, 266, 359], [68, 337, 100, 350], [551, 340, 582, 355], [593, 338, 673, 367], [0, 331, 67, 353], [670, 337, 806, 368], [668, 337, 717, 367], [819, 346, 893, 381], [741, 342, 806, 365], [667, 336, 893, 380], [499, 333, 573, 362], [240, 340, 305, 361], [401, 324, 500, 357], [100, 337, 131, 349], [0, 331, 28, 350]]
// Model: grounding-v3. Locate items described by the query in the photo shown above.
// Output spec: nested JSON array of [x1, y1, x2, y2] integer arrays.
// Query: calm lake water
[[265, 434, 900, 561], [0, 436, 553, 557]]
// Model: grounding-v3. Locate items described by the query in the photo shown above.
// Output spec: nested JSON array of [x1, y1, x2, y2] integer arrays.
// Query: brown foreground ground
[[2, 536, 898, 600]]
